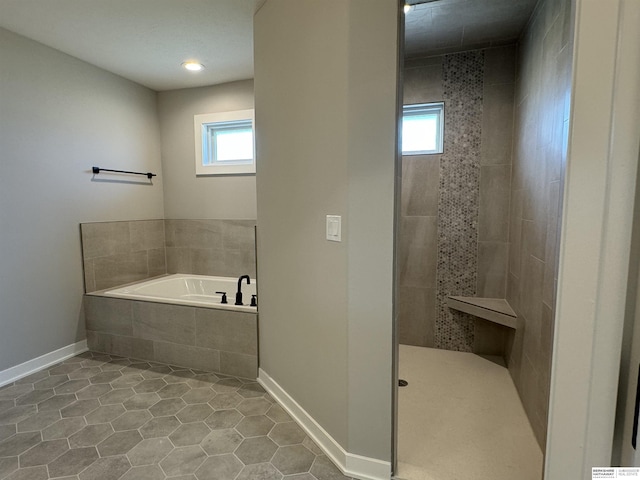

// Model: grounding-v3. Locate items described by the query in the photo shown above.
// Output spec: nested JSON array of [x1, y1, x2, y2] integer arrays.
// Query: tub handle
[[250, 295, 257, 307], [216, 292, 228, 304]]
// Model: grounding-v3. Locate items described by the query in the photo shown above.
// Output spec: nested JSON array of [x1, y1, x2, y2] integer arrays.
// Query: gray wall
[[157, 81, 257, 220], [254, 0, 397, 462], [0, 28, 164, 371], [399, 46, 516, 354], [506, 0, 572, 448]]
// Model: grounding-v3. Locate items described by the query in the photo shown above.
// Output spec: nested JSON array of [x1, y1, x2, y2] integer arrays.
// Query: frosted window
[[194, 110, 255, 175], [206, 122, 253, 164], [402, 103, 444, 155]]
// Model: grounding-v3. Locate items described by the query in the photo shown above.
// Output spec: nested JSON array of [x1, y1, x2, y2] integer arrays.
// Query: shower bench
[[446, 296, 518, 329]]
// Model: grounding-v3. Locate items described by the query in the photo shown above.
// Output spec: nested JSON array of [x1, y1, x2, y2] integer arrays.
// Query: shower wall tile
[[481, 83, 515, 166], [508, 189, 523, 279], [539, 304, 554, 413], [397, 286, 436, 347], [473, 320, 507, 356], [478, 165, 511, 242], [80, 220, 166, 292], [520, 354, 544, 446], [401, 156, 440, 217], [543, 181, 561, 308], [400, 47, 516, 352], [398, 216, 438, 289], [403, 58, 443, 105], [506, 0, 571, 449], [507, 272, 521, 317], [484, 45, 517, 86], [477, 241, 508, 298]]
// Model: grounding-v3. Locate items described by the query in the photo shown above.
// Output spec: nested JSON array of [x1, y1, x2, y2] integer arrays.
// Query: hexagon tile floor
[[0, 352, 355, 480]]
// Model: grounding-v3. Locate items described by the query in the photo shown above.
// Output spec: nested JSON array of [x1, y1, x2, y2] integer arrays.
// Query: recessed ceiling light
[[403, 4, 413, 13], [182, 61, 204, 72]]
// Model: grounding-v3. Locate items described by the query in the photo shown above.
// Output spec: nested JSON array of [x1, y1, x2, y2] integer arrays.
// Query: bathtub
[[103, 274, 257, 312], [85, 273, 258, 378]]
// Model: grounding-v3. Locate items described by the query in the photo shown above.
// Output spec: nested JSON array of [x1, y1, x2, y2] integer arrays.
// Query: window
[[194, 109, 255, 175], [402, 103, 444, 155]]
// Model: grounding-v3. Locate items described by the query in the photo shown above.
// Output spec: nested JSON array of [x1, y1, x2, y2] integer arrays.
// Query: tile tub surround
[[165, 219, 257, 279], [84, 295, 258, 379], [81, 219, 257, 293], [81, 220, 166, 293], [0, 352, 354, 480]]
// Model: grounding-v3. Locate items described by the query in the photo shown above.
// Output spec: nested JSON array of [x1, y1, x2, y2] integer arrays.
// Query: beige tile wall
[[399, 46, 516, 351], [506, 0, 572, 449], [398, 56, 442, 348], [474, 46, 517, 353], [85, 295, 258, 379], [81, 219, 257, 292], [81, 220, 166, 292], [165, 219, 256, 278]]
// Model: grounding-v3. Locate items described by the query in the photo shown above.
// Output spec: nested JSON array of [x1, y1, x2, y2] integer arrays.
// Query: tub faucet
[[235, 275, 250, 306]]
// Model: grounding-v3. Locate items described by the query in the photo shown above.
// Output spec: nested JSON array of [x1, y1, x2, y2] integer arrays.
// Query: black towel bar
[[92, 166, 156, 179]]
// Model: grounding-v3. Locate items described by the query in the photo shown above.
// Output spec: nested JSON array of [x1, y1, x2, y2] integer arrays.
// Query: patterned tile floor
[[0, 352, 354, 480]]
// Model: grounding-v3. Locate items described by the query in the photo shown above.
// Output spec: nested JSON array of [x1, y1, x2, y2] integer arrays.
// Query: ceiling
[[0, 0, 260, 91], [0, 0, 538, 92], [405, 0, 539, 58]]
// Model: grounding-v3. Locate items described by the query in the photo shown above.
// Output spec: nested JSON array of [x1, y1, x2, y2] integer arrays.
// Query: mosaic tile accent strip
[[0, 352, 355, 480], [435, 51, 485, 351]]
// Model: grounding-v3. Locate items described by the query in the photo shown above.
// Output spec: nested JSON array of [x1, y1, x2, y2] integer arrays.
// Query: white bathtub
[[103, 274, 257, 312]]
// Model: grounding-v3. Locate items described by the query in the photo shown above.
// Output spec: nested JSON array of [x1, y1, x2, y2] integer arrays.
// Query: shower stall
[[396, 0, 572, 478]]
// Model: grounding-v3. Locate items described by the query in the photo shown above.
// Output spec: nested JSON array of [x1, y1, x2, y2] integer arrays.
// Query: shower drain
[[399, 379, 408, 387]]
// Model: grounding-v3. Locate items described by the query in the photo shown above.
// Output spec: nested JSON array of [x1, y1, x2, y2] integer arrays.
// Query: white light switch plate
[[326, 215, 341, 242]]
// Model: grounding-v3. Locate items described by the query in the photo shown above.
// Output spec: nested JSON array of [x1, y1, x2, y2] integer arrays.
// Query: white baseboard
[[258, 368, 391, 480], [0, 340, 89, 388]]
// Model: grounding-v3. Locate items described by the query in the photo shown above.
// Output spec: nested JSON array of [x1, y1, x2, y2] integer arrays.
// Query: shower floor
[[396, 345, 543, 480]]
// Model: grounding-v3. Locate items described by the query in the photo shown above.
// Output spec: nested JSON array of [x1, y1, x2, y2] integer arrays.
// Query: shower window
[[401, 102, 444, 155], [194, 109, 255, 175]]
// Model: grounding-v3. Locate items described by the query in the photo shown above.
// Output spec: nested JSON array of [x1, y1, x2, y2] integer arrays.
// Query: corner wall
[[254, 0, 397, 473], [157, 81, 257, 220], [0, 28, 164, 371]]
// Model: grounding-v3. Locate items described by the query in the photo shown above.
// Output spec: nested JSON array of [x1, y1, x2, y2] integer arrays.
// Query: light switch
[[326, 215, 341, 242]]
